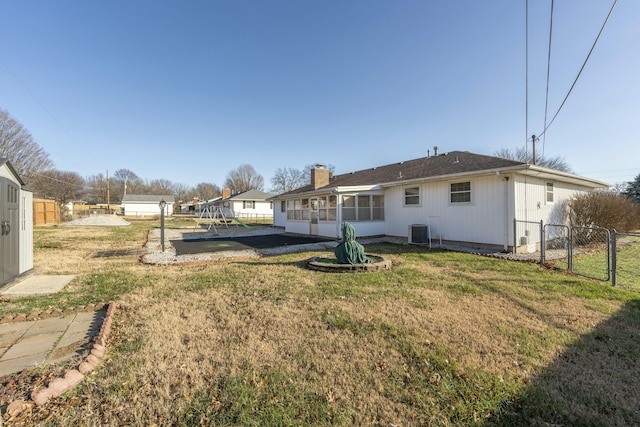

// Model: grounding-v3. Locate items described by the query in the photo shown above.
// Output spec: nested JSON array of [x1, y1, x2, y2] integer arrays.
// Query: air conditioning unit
[[408, 224, 429, 245]]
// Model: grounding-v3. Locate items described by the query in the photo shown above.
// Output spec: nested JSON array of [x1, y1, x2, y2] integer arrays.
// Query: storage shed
[[0, 158, 33, 285]]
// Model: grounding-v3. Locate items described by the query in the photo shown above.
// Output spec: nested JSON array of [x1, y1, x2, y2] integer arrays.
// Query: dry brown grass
[[2, 222, 639, 425]]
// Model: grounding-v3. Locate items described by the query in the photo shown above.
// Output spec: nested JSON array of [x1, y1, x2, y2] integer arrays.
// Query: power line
[[542, 0, 555, 156], [0, 59, 103, 170], [536, 0, 618, 140], [525, 0, 529, 157]]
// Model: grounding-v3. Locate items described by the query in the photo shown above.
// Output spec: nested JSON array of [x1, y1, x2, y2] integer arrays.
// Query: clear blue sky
[[1, 0, 638, 192]]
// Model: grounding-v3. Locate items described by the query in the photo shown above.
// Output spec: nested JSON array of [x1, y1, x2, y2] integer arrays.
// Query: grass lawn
[[1, 221, 639, 426]]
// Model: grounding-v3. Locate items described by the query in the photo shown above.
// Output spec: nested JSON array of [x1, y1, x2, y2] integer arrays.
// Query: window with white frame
[[404, 187, 420, 205], [284, 195, 339, 221], [341, 194, 384, 221], [450, 181, 471, 203], [372, 195, 384, 219], [243, 200, 255, 209], [342, 195, 356, 221], [546, 182, 554, 203]]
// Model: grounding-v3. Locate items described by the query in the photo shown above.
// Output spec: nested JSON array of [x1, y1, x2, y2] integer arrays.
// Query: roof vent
[[452, 156, 459, 164]]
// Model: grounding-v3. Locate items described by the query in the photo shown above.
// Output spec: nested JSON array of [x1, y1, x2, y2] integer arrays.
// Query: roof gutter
[[380, 164, 609, 189]]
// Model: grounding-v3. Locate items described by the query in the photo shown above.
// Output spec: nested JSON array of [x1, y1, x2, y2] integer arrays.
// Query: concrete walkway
[[0, 274, 104, 377], [0, 311, 105, 376]]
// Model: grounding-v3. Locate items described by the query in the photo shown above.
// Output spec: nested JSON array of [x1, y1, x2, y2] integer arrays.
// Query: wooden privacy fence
[[33, 198, 59, 225]]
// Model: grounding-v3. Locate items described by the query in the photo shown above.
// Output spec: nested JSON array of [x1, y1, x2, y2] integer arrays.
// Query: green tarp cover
[[334, 222, 371, 264]]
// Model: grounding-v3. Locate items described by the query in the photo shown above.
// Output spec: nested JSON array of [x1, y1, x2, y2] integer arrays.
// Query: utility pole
[[107, 169, 110, 212]]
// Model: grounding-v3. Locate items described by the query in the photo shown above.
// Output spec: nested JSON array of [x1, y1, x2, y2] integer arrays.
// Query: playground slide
[[231, 216, 251, 228]]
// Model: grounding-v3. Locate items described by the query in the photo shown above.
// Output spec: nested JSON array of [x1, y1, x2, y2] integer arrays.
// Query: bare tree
[[0, 108, 53, 182], [194, 182, 221, 201], [494, 147, 572, 173], [270, 167, 306, 194], [147, 178, 174, 195], [172, 182, 194, 204], [112, 169, 146, 197], [84, 173, 107, 204], [223, 164, 264, 193], [30, 169, 85, 203]]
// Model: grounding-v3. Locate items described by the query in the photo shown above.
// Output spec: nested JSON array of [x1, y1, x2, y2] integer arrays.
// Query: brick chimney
[[311, 164, 330, 190], [222, 188, 231, 199]]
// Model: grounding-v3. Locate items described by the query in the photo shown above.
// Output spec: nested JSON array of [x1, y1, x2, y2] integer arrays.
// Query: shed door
[[1, 178, 20, 284]]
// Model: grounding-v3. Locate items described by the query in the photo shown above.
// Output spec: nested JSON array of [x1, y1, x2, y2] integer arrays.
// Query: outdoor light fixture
[[159, 199, 166, 252]]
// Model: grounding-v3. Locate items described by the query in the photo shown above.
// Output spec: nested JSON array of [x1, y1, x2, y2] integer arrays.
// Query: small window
[[358, 195, 371, 220], [280, 201, 286, 212], [546, 182, 554, 203], [243, 200, 255, 209], [404, 187, 420, 205], [450, 182, 471, 203], [342, 195, 356, 221], [372, 195, 384, 220]]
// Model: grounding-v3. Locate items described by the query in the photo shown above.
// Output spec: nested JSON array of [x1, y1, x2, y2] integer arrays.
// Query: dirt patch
[[61, 215, 130, 227]]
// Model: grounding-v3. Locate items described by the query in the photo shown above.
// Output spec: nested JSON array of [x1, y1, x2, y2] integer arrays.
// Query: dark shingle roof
[[280, 151, 525, 196], [226, 189, 274, 201]]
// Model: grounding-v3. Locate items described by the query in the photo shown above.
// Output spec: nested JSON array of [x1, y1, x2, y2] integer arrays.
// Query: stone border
[[0, 302, 108, 324], [4, 302, 117, 417], [307, 254, 392, 272]]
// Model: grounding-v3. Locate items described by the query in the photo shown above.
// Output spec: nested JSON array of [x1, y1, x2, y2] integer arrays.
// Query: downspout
[[503, 174, 510, 252]]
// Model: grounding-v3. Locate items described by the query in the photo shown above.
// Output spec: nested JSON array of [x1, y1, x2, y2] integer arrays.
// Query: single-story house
[[1, 158, 33, 285], [271, 150, 608, 252], [208, 189, 274, 221], [179, 198, 201, 214], [121, 194, 175, 217]]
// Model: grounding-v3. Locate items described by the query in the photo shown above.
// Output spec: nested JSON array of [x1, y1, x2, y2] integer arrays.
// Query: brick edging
[[4, 302, 117, 417], [0, 302, 108, 324]]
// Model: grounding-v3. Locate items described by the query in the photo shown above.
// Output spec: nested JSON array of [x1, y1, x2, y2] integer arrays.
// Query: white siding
[[385, 175, 509, 247], [273, 201, 287, 227], [232, 200, 273, 218], [122, 202, 174, 217], [347, 222, 385, 238], [513, 175, 591, 225], [286, 221, 311, 235]]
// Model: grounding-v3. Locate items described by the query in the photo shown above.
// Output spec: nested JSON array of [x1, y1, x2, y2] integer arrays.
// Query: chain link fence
[[612, 231, 640, 291], [570, 226, 610, 282], [542, 224, 570, 270], [516, 220, 638, 289]]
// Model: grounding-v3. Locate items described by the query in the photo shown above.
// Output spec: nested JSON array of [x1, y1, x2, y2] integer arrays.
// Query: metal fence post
[[568, 226, 573, 271], [513, 218, 517, 254], [611, 229, 617, 286]]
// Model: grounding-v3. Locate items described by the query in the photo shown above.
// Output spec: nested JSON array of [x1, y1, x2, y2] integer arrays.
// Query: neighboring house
[[121, 194, 175, 217], [210, 189, 274, 220], [179, 198, 201, 214], [0, 158, 33, 285], [271, 150, 608, 252]]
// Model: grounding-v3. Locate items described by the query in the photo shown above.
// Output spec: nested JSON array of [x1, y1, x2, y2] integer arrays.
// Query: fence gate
[[570, 226, 610, 282], [542, 224, 570, 270], [612, 231, 640, 290]]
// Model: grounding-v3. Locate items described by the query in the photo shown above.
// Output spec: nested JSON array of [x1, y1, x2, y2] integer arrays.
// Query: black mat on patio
[[171, 233, 334, 255]]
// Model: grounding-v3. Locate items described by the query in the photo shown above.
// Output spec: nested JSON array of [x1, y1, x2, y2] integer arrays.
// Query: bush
[[566, 191, 640, 232]]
